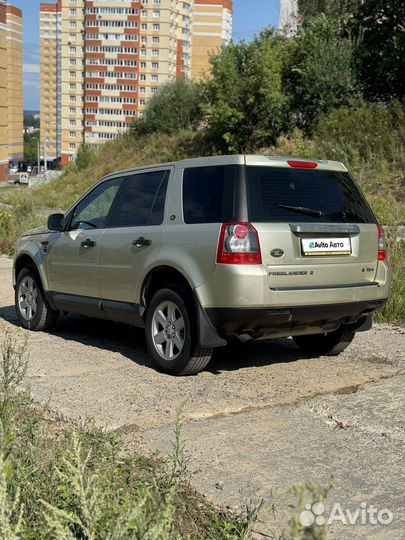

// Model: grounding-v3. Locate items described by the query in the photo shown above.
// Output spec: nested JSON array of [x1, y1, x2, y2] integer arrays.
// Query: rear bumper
[[204, 299, 387, 340]]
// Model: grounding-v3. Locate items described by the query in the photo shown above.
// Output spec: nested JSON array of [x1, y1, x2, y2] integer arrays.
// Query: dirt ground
[[0, 255, 404, 539]]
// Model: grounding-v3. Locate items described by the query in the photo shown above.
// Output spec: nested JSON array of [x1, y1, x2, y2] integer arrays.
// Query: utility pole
[[37, 138, 40, 176], [44, 138, 48, 173]]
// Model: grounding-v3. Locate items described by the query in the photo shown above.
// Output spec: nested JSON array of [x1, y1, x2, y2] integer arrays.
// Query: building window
[[152, 36, 159, 43], [152, 49, 159, 56], [69, 9, 76, 15], [70, 120, 76, 126], [140, 74, 146, 81], [151, 74, 158, 81], [140, 87, 146, 94], [69, 21, 76, 28], [140, 61, 147, 68], [70, 143, 76, 150], [151, 62, 158, 68], [70, 131, 75, 137], [70, 83, 76, 90], [141, 23, 147, 30], [70, 107, 76, 114], [140, 49, 146, 56], [152, 23, 160, 30]]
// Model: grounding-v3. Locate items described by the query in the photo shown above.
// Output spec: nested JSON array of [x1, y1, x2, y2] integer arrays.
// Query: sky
[[11, 0, 280, 111]]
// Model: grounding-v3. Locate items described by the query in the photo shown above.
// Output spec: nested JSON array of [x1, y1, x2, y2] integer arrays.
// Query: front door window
[[71, 178, 122, 230]]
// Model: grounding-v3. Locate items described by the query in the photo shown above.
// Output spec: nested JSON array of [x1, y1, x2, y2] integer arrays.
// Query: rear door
[[245, 165, 379, 290], [98, 168, 171, 324]]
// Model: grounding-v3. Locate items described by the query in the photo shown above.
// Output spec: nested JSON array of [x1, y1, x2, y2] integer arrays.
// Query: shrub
[[282, 15, 357, 133], [132, 79, 203, 137], [202, 30, 288, 152], [313, 100, 405, 171]]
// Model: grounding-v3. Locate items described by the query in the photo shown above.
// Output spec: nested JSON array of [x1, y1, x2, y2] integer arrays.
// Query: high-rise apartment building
[[40, 0, 233, 165], [191, 0, 232, 81], [40, 0, 197, 165], [0, 0, 23, 182]]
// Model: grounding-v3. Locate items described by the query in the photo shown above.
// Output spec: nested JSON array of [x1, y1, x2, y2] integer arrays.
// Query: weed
[[0, 336, 263, 539], [286, 482, 331, 540]]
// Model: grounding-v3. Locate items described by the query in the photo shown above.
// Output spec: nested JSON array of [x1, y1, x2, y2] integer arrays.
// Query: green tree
[[283, 14, 356, 133], [132, 78, 202, 137], [348, 0, 405, 101], [75, 143, 96, 170], [202, 30, 288, 153], [23, 132, 39, 162]]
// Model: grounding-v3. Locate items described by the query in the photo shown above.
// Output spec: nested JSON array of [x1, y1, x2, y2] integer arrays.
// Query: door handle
[[81, 238, 96, 248], [132, 236, 152, 247]]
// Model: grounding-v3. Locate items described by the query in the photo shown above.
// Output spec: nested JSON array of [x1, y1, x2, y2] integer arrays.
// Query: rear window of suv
[[246, 167, 376, 223]]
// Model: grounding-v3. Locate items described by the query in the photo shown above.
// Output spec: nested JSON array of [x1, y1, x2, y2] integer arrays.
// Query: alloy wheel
[[151, 300, 185, 361], [18, 276, 38, 321]]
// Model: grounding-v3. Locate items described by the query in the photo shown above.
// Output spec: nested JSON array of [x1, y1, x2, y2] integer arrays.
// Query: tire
[[15, 266, 59, 331], [145, 287, 213, 375], [293, 325, 356, 356]]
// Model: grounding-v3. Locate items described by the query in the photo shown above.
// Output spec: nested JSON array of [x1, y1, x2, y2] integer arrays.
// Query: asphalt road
[[0, 256, 404, 539]]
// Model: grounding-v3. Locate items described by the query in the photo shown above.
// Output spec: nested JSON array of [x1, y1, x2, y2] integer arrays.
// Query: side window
[[110, 170, 169, 228], [71, 177, 122, 230], [183, 166, 226, 224]]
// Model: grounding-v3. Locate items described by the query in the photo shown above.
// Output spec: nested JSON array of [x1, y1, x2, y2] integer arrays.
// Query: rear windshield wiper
[[277, 204, 324, 218]]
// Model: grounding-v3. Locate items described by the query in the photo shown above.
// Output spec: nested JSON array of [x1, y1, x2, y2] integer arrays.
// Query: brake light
[[377, 224, 388, 261], [216, 222, 262, 264], [287, 160, 318, 169]]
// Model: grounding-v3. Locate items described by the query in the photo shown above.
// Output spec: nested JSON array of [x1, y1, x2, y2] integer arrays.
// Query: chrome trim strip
[[289, 223, 361, 234]]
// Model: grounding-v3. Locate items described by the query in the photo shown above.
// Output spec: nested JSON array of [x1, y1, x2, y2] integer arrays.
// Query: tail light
[[377, 224, 388, 261], [287, 160, 318, 169], [216, 222, 262, 264]]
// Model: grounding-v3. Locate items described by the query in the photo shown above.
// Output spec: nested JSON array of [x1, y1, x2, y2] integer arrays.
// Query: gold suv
[[13, 155, 390, 374]]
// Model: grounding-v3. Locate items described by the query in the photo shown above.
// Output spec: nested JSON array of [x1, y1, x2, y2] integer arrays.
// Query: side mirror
[[47, 213, 65, 231]]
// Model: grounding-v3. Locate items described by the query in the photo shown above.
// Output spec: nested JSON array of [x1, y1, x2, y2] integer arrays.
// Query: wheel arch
[[140, 265, 226, 349], [140, 265, 194, 316], [14, 250, 51, 292]]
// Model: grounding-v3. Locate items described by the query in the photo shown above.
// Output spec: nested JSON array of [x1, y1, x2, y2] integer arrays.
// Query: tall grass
[[0, 330, 263, 540], [374, 233, 405, 326]]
